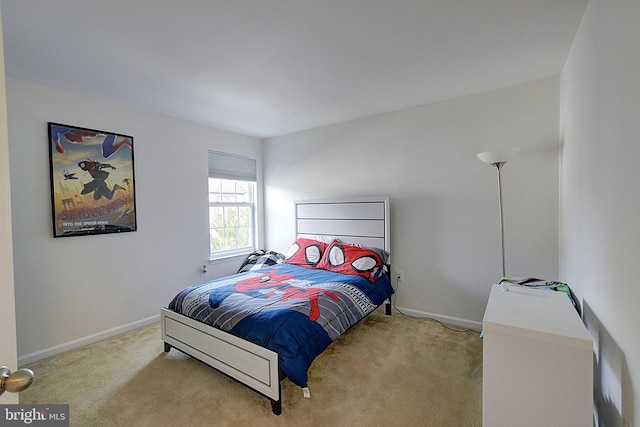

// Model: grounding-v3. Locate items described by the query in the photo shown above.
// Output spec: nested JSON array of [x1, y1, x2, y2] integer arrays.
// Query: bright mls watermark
[[0, 405, 69, 426]]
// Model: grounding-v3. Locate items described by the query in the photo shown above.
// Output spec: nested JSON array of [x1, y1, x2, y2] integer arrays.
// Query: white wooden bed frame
[[161, 197, 391, 415]]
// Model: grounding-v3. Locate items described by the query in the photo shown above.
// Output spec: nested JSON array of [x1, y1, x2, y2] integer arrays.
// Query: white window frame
[[207, 151, 258, 261], [208, 178, 257, 260]]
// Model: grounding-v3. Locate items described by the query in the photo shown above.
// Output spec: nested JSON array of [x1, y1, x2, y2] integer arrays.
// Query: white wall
[[7, 77, 263, 362], [264, 78, 560, 327], [560, 0, 640, 425]]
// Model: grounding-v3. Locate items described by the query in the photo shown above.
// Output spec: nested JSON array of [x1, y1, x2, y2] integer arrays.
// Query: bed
[[161, 197, 392, 414]]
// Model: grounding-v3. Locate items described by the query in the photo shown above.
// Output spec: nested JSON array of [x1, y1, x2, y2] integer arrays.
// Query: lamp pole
[[492, 161, 507, 278], [476, 148, 519, 279]]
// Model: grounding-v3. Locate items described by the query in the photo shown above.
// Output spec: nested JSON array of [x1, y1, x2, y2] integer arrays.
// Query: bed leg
[[164, 342, 172, 352], [385, 301, 392, 316], [270, 399, 282, 415], [270, 380, 282, 415]]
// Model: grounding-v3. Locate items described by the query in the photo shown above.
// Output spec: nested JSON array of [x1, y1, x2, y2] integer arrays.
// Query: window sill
[[208, 252, 251, 265]]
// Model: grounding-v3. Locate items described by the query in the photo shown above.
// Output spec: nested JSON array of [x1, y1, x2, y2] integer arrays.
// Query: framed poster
[[48, 122, 137, 237]]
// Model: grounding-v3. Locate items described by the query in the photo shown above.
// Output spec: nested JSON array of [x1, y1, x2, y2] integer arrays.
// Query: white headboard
[[294, 197, 390, 254]]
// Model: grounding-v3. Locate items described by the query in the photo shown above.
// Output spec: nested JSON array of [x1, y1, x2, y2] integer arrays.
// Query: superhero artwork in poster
[[48, 122, 137, 237]]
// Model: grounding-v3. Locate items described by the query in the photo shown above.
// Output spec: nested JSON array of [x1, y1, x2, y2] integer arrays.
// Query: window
[[208, 152, 257, 259]]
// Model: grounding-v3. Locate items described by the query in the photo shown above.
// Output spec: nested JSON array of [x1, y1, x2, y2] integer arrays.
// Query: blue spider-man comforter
[[168, 263, 394, 387]]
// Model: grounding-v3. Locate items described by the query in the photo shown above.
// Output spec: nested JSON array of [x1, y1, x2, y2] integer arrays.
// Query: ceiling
[[1, 1, 587, 139]]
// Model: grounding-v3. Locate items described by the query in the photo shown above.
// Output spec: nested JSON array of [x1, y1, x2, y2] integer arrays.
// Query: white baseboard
[[393, 306, 483, 331], [18, 314, 160, 366]]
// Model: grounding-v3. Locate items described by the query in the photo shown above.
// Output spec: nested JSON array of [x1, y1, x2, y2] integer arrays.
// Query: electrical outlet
[[396, 270, 404, 281]]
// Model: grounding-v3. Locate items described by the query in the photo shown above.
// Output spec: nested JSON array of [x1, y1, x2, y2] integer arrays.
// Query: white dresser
[[482, 284, 593, 426]]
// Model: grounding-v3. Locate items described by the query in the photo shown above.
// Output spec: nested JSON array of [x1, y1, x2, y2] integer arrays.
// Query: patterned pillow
[[238, 250, 284, 273], [249, 251, 285, 271], [283, 238, 327, 268], [318, 240, 385, 282]]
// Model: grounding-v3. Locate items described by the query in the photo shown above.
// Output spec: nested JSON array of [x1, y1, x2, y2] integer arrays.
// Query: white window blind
[[208, 151, 256, 182]]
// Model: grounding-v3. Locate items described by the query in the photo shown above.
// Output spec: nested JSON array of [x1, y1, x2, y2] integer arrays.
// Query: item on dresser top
[[499, 277, 577, 312]]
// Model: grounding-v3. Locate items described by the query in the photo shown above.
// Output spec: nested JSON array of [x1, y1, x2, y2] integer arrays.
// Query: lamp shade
[[477, 148, 520, 165]]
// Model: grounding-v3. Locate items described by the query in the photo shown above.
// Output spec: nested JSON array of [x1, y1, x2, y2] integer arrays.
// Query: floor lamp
[[477, 148, 520, 279]]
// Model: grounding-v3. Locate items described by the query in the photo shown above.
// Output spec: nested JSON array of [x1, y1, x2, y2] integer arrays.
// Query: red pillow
[[283, 238, 326, 268], [318, 241, 384, 282]]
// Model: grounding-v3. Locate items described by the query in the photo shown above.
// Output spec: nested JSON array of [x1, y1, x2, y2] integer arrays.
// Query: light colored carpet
[[20, 312, 483, 426]]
